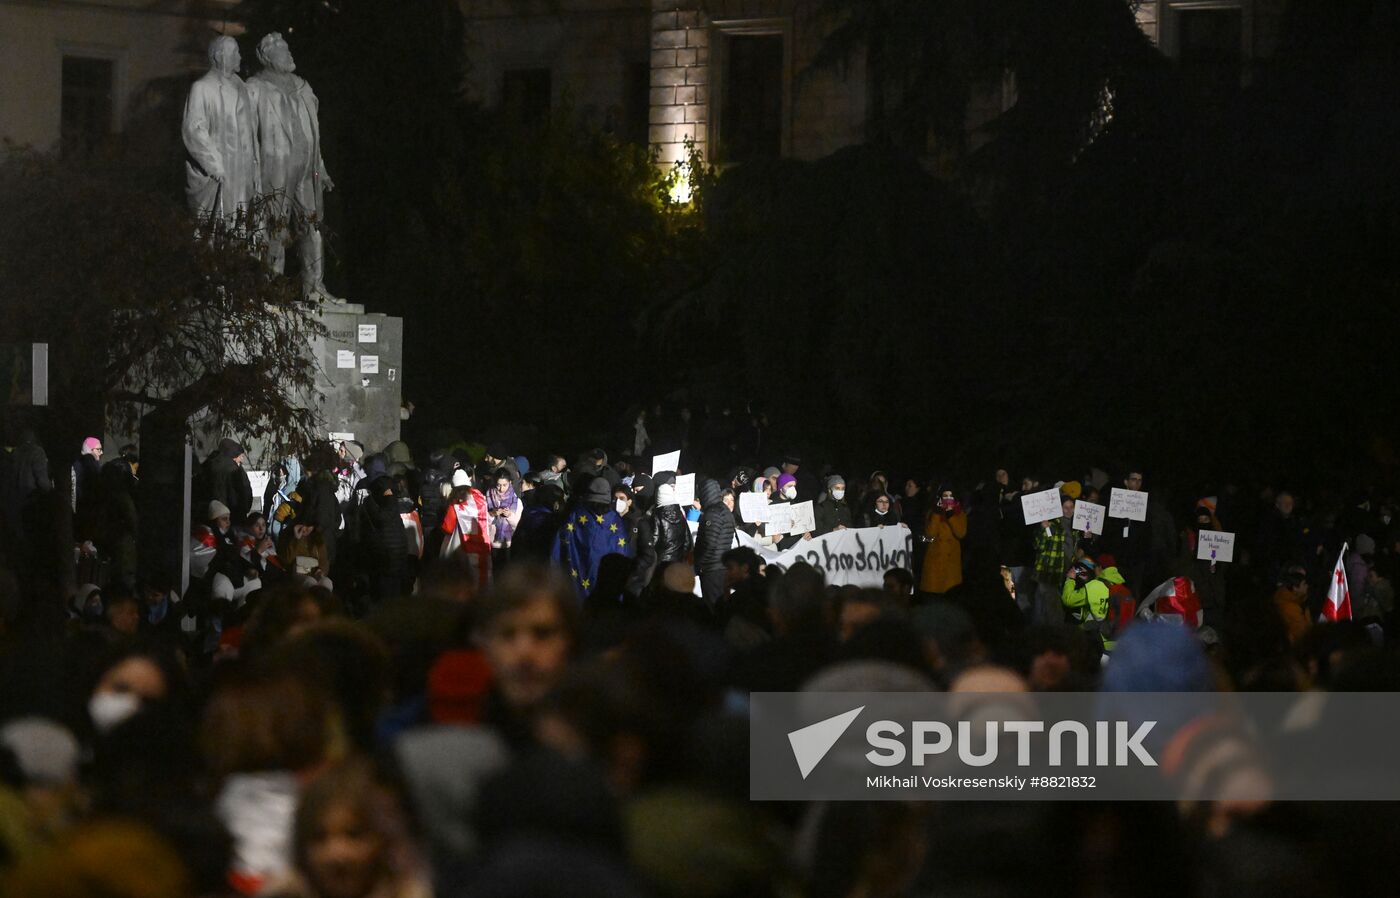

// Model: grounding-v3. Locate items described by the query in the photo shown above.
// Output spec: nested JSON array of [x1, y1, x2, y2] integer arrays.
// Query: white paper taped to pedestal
[[357, 323, 377, 343], [360, 355, 379, 374], [336, 350, 355, 369]]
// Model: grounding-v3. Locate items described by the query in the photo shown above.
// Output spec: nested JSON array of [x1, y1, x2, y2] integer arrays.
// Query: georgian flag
[[1322, 543, 1353, 622]]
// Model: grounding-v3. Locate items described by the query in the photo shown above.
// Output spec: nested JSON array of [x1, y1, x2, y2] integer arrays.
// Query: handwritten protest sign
[[739, 491, 770, 523], [1021, 488, 1063, 525], [652, 450, 680, 475], [1197, 530, 1236, 563], [1073, 500, 1106, 535], [1108, 489, 1149, 521], [766, 502, 794, 536], [789, 500, 816, 535], [673, 473, 696, 507]]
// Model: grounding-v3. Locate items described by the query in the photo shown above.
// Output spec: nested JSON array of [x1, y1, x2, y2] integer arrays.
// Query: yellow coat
[[920, 511, 967, 594]]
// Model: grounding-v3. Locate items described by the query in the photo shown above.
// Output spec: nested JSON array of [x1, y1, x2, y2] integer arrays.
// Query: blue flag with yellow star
[[551, 503, 635, 599]]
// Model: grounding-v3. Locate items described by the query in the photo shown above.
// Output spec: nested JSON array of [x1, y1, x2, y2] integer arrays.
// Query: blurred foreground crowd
[[3, 425, 1400, 897]]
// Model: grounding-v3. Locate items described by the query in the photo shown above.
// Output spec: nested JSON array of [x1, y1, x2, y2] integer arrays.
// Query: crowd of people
[[2, 419, 1400, 897]]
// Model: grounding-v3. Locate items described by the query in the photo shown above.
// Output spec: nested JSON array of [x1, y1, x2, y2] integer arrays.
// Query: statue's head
[[257, 32, 296, 74], [208, 35, 240, 74]]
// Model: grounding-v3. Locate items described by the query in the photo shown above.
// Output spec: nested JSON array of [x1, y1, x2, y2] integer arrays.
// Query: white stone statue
[[182, 36, 259, 226], [247, 32, 341, 303]]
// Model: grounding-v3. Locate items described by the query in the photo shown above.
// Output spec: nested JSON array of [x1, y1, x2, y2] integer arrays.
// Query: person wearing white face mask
[[815, 475, 853, 536], [87, 647, 179, 736]]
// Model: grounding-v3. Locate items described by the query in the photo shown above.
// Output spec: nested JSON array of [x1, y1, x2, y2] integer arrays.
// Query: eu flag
[[552, 503, 635, 600]]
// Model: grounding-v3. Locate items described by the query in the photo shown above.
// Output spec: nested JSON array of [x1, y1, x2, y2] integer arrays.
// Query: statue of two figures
[[182, 34, 341, 304]]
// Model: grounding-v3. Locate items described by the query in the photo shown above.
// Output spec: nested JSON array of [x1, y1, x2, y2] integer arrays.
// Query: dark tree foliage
[[0, 151, 323, 461]]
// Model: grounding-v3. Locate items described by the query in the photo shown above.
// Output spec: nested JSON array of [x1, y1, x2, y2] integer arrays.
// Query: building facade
[[0, 0, 238, 155], [459, 0, 1282, 173], [2, 1, 1280, 163]]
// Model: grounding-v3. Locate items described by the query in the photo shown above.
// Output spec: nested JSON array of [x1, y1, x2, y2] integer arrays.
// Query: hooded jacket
[[694, 478, 735, 573], [206, 446, 253, 521]]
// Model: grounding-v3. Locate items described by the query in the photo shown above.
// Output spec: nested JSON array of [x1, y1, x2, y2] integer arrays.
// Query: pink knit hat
[[82, 437, 102, 454]]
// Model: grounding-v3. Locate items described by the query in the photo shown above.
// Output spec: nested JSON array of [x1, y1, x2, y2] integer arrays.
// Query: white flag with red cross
[[1321, 543, 1352, 622]]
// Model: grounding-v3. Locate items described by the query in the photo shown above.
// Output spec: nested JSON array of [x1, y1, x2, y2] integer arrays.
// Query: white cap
[[208, 499, 231, 521], [451, 469, 472, 488]]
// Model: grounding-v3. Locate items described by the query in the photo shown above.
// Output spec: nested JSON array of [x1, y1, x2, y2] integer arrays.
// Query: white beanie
[[208, 499, 231, 521], [656, 483, 678, 507], [451, 469, 472, 489]]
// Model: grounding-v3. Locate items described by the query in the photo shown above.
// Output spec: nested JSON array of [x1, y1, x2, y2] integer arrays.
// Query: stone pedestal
[[312, 305, 403, 453]]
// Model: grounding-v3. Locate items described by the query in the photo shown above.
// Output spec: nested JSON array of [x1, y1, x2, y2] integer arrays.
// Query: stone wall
[[648, 0, 866, 168]]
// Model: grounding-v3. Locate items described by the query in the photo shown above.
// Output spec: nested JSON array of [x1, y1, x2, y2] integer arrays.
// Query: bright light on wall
[[668, 170, 693, 204]]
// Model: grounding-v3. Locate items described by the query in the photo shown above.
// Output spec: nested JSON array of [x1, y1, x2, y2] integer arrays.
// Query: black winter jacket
[[694, 479, 735, 573]]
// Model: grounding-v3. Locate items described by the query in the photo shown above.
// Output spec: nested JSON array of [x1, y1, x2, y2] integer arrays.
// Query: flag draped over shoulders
[[552, 504, 635, 599]]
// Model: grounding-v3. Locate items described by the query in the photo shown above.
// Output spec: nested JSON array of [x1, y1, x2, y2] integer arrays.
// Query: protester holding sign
[[1179, 500, 1228, 627], [1101, 469, 1152, 596], [919, 486, 967, 595]]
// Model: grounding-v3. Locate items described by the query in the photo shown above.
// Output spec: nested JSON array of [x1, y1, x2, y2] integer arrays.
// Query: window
[[502, 68, 551, 124], [623, 60, 651, 145], [718, 34, 783, 163], [61, 55, 115, 156], [1177, 7, 1243, 94]]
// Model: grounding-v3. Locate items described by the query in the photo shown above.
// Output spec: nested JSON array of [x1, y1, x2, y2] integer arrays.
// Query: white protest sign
[[766, 502, 794, 536], [357, 323, 377, 343], [1072, 500, 1106, 535], [1197, 530, 1236, 563], [360, 355, 379, 374], [651, 450, 681, 475], [672, 473, 696, 507], [336, 350, 355, 369], [739, 491, 770, 523], [328, 431, 356, 443], [1108, 488, 1149, 521], [247, 470, 270, 504], [1021, 488, 1063, 525], [789, 500, 816, 536]]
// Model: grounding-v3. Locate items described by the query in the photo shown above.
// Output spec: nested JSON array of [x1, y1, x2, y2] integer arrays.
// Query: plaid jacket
[[1034, 518, 1067, 581]]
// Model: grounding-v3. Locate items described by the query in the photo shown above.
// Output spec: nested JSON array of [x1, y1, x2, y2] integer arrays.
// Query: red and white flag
[[1322, 543, 1352, 622]]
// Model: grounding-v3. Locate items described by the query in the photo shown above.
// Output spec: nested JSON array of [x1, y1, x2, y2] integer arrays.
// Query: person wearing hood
[[629, 474, 694, 599], [919, 486, 967, 596], [859, 492, 904, 530], [441, 468, 493, 593], [514, 483, 567, 563], [553, 476, 635, 601], [361, 475, 410, 602], [205, 438, 254, 521], [814, 475, 853, 536], [694, 477, 736, 611]]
